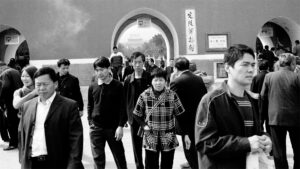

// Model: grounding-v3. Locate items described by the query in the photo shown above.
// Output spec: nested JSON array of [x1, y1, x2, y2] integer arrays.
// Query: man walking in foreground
[[195, 44, 272, 169]]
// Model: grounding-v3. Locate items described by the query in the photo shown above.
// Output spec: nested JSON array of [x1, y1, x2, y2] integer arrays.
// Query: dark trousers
[[90, 127, 127, 169], [270, 126, 300, 169], [182, 132, 199, 169], [145, 149, 175, 169], [31, 156, 50, 169], [130, 121, 144, 169], [0, 109, 9, 141], [6, 108, 19, 146]]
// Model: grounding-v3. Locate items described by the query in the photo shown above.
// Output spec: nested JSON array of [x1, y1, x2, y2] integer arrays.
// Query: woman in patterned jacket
[[133, 68, 188, 169]]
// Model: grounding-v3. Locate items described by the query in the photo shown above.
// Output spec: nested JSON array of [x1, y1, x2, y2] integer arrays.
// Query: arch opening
[[256, 17, 300, 55], [111, 8, 178, 66], [0, 25, 30, 68]]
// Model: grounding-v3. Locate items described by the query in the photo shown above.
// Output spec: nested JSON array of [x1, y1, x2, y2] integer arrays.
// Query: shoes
[[180, 162, 191, 169], [3, 145, 17, 151]]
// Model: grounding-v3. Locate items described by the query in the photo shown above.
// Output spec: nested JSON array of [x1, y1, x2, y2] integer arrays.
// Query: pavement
[[0, 86, 294, 169]]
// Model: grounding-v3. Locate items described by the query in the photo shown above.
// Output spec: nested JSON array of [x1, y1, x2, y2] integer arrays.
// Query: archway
[[256, 17, 300, 54], [111, 8, 178, 66], [0, 25, 29, 68]]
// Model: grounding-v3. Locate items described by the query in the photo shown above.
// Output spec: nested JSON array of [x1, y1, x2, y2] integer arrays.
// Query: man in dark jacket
[[57, 58, 84, 116], [19, 67, 84, 169], [170, 57, 207, 169], [195, 44, 272, 169], [124, 52, 151, 169], [260, 53, 300, 169], [0, 65, 22, 150], [88, 56, 127, 169]]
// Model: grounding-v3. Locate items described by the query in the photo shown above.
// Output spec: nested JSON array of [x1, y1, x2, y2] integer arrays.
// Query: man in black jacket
[[124, 52, 151, 169], [195, 44, 272, 169], [88, 56, 127, 169], [57, 58, 84, 116], [170, 57, 207, 169]]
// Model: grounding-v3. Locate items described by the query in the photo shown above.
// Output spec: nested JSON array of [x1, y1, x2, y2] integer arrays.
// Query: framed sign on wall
[[214, 62, 228, 82], [206, 33, 229, 52]]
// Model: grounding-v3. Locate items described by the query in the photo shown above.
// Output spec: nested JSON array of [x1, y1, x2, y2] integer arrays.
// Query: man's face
[[113, 48, 118, 54], [58, 64, 69, 76], [169, 60, 174, 67], [226, 53, 255, 87], [35, 74, 57, 100], [132, 56, 144, 72], [95, 66, 110, 80]]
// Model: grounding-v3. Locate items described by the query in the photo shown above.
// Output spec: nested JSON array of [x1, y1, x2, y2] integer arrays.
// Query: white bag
[[246, 152, 269, 169]]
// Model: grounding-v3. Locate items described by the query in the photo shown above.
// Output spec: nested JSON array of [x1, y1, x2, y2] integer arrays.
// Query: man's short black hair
[[296, 40, 300, 44], [57, 58, 70, 67], [174, 57, 190, 71], [131, 52, 145, 62], [93, 56, 110, 69], [224, 44, 255, 67], [258, 60, 268, 71], [151, 68, 167, 80], [113, 46, 118, 50], [34, 67, 58, 82]]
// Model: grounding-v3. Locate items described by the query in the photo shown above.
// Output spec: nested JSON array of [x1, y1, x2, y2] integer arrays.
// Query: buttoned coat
[[19, 94, 84, 169]]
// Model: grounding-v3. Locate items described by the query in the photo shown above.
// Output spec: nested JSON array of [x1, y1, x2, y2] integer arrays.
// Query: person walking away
[[260, 53, 300, 169], [170, 57, 207, 169], [0, 63, 22, 150]]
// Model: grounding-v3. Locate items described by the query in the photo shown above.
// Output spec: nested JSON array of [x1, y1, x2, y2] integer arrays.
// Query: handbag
[[137, 92, 167, 137], [246, 152, 269, 169]]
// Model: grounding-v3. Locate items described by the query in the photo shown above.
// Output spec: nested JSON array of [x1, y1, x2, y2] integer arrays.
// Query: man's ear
[[224, 63, 230, 73]]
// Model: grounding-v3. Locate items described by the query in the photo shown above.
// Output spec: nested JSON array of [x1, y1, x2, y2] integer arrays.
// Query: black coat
[[195, 82, 263, 169], [250, 70, 268, 93], [19, 94, 84, 169], [124, 71, 151, 125], [170, 71, 207, 135], [57, 73, 84, 111]]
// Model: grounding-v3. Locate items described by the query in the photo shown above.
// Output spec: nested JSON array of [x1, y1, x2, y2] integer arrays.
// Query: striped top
[[232, 93, 254, 136]]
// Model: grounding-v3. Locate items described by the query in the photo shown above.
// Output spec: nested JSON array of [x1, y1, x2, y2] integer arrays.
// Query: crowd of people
[[0, 42, 299, 169]]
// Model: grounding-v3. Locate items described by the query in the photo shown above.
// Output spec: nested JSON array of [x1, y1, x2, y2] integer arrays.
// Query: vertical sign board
[[185, 9, 198, 54]]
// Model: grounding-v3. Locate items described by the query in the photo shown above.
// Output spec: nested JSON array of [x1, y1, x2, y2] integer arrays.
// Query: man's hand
[[143, 125, 150, 131], [115, 127, 123, 141], [79, 111, 83, 117], [184, 135, 191, 150], [248, 135, 264, 153], [259, 135, 272, 154]]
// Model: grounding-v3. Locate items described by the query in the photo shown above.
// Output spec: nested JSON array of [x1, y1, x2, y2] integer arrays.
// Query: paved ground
[[0, 87, 294, 169]]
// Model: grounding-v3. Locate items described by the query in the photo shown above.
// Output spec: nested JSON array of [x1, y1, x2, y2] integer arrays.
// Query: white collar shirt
[[31, 92, 56, 157]]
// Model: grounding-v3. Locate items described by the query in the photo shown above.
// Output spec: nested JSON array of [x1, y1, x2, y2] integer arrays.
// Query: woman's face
[[21, 71, 33, 87], [152, 77, 166, 91]]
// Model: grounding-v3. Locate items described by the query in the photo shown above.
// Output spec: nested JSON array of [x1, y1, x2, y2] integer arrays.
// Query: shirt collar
[[38, 92, 56, 105], [177, 70, 189, 77], [98, 76, 113, 85]]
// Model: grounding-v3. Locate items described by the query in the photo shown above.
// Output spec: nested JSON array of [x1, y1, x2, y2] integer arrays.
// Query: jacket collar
[[129, 70, 147, 83], [220, 81, 258, 100]]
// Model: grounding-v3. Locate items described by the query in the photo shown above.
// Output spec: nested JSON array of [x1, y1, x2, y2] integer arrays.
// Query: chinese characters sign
[[185, 9, 198, 54], [207, 34, 228, 50]]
